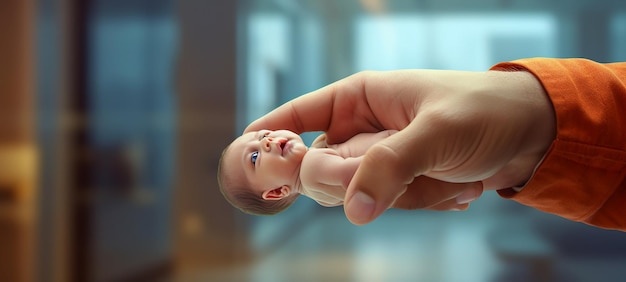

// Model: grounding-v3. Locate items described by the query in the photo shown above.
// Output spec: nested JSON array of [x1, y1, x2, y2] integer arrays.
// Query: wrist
[[480, 70, 556, 190], [509, 71, 556, 188]]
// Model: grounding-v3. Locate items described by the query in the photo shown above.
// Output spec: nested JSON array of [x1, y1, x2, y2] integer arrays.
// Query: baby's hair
[[217, 144, 298, 215]]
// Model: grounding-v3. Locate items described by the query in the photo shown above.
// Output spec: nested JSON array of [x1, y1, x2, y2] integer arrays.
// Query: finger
[[427, 199, 470, 211], [244, 86, 336, 134], [344, 117, 469, 225], [244, 73, 384, 144], [455, 183, 483, 204], [344, 126, 428, 225], [391, 178, 483, 210]]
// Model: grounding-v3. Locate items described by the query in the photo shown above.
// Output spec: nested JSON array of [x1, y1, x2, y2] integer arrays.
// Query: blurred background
[[2, 0, 626, 281]]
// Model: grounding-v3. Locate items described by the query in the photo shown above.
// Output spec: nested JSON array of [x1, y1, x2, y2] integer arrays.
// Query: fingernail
[[346, 191, 375, 225], [456, 189, 478, 204]]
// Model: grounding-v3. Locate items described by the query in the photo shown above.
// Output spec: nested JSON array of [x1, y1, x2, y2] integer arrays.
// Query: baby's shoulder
[[303, 147, 340, 163], [300, 148, 341, 181]]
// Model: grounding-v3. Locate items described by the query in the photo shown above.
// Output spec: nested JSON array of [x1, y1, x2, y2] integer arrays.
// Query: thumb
[[344, 123, 431, 225]]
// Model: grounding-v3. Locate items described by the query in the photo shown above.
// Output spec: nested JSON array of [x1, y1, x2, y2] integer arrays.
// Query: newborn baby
[[218, 129, 396, 215]]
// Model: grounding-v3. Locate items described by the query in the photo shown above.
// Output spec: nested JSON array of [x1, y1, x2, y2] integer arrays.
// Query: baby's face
[[224, 129, 308, 195]]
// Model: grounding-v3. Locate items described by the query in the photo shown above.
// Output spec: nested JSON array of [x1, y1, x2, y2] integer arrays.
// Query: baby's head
[[218, 129, 308, 215]]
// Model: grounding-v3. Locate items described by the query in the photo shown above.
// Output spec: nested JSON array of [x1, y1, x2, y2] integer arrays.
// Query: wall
[[175, 0, 253, 270], [0, 1, 38, 282]]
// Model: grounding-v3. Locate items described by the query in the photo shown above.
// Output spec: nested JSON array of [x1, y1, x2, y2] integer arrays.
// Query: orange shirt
[[492, 58, 626, 231]]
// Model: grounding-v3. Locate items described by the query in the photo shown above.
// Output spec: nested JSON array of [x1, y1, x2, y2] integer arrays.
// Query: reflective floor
[[174, 194, 626, 282]]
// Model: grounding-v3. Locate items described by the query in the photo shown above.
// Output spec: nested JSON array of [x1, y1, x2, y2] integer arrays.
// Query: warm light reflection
[[360, 0, 387, 14]]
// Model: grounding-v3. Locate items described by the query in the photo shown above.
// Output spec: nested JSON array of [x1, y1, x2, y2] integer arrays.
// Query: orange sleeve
[[491, 58, 626, 231]]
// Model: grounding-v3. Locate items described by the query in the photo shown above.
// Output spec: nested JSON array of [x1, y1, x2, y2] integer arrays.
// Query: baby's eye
[[251, 151, 259, 165]]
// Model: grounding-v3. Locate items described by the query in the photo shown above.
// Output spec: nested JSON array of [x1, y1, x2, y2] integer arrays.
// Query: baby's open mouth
[[279, 140, 287, 154]]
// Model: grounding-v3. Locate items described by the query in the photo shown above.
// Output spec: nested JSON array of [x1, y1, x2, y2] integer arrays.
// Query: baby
[[218, 129, 396, 215]]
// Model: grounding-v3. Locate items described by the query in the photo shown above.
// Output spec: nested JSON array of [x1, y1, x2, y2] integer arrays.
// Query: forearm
[[493, 58, 626, 230]]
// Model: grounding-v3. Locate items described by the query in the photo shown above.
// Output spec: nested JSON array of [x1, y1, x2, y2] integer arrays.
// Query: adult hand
[[245, 69, 556, 225]]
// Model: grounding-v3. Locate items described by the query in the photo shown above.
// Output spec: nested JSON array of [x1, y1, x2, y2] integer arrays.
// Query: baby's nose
[[262, 137, 273, 151]]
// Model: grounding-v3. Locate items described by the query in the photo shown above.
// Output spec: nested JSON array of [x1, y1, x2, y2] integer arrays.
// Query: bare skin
[[245, 69, 556, 225], [222, 130, 399, 207], [300, 130, 397, 206]]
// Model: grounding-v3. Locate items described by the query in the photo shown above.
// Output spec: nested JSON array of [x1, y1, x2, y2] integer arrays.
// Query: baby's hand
[[311, 133, 329, 148]]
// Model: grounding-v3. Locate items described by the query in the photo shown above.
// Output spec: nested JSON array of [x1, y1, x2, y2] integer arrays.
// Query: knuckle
[[364, 143, 415, 184]]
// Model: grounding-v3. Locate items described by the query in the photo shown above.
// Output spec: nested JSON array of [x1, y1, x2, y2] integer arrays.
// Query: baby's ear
[[262, 186, 291, 200]]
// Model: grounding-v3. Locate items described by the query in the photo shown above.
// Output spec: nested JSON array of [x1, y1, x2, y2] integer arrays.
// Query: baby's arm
[[312, 130, 398, 157], [300, 148, 363, 206], [301, 130, 397, 206]]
